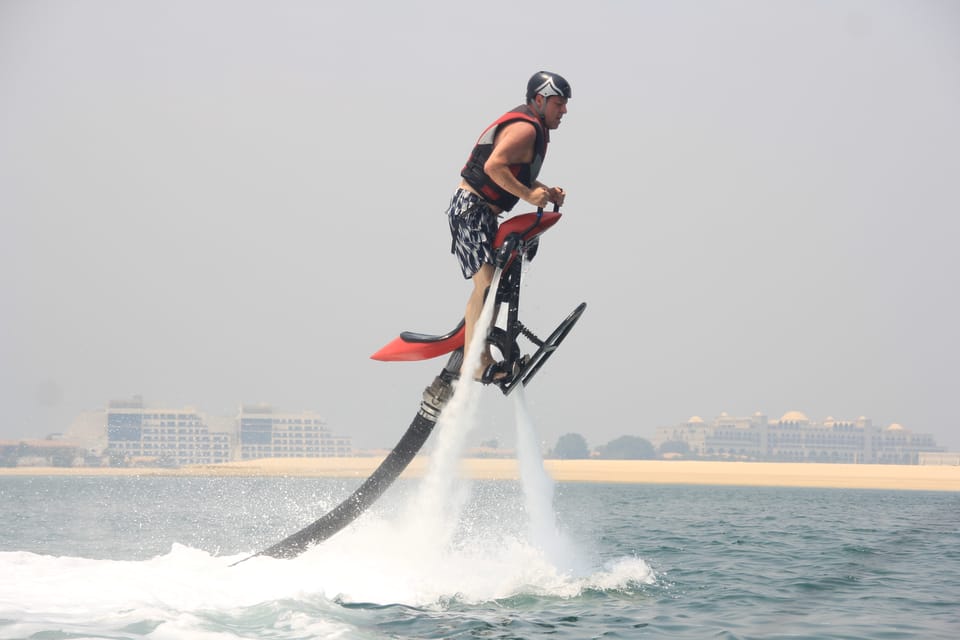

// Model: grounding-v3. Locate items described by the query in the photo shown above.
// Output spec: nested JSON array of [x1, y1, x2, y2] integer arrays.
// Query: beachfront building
[[72, 397, 352, 466], [919, 452, 960, 465], [653, 411, 942, 464], [106, 397, 232, 466], [0, 438, 88, 467], [238, 404, 352, 460]]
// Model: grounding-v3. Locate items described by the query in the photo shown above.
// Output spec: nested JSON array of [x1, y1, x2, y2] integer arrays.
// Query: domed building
[[778, 410, 810, 425], [652, 410, 943, 463]]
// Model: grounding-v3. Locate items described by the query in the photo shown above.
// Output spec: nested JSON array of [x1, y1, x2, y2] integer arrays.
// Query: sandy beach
[[2, 458, 958, 491]]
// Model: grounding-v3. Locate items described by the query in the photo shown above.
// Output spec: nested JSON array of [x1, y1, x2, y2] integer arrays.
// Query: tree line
[[549, 433, 691, 460]]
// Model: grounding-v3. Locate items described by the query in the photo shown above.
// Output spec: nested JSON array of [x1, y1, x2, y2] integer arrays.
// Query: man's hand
[[524, 185, 565, 209], [547, 186, 566, 207], [524, 184, 567, 208], [525, 186, 551, 208]]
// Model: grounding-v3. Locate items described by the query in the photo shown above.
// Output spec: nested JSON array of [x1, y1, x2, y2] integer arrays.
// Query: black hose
[[232, 350, 461, 565]]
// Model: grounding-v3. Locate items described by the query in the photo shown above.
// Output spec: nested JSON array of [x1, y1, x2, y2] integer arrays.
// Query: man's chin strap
[[529, 98, 548, 124]]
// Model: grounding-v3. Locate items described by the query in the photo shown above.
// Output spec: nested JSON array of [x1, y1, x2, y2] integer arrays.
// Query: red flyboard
[[370, 323, 465, 362], [493, 210, 561, 249], [370, 210, 561, 362]]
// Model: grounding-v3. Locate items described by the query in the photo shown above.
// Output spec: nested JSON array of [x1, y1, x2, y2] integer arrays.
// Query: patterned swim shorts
[[447, 188, 499, 279]]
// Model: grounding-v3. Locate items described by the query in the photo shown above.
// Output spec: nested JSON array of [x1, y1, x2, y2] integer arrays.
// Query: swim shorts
[[447, 188, 499, 279]]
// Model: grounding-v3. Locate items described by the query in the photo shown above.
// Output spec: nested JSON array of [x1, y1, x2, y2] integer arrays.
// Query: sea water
[[2, 476, 959, 638]]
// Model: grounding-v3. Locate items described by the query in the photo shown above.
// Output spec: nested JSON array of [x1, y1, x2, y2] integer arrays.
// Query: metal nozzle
[[417, 348, 463, 421]]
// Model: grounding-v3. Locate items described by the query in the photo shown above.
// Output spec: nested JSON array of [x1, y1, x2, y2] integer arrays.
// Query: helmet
[[526, 71, 572, 102]]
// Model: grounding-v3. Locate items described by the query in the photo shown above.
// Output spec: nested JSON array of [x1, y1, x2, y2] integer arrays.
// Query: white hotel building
[[653, 411, 942, 464], [105, 398, 232, 465], [237, 404, 352, 460], [93, 397, 351, 465]]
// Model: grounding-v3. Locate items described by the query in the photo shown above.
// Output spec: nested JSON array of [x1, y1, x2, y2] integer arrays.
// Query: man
[[447, 71, 572, 382]]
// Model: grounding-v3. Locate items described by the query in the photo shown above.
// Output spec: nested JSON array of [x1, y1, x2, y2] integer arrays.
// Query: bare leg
[[462, 263, 502, 378]]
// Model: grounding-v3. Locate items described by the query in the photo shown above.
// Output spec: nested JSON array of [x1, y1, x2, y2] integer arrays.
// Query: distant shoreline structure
[[654, 410, 942, 464], [6, 400, 948, 469], [1, 458, 958, 492]]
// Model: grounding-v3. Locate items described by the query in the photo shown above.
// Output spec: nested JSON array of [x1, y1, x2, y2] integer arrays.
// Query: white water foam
[[512, 385, 589, 576], [0, 545, 356, 638], [393, 262, 591, 585], [402, 267, 504, 546], [0, 535, 654, 638]]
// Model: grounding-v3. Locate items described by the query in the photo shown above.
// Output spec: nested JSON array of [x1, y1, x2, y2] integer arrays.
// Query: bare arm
[[483, 121, 551, 208]]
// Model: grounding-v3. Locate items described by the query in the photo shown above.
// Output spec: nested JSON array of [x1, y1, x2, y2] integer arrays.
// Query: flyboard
[[234, 207, 585, 563]]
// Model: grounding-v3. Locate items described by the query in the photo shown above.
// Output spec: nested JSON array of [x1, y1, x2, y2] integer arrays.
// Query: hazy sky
[[2, 0, 958, 452]]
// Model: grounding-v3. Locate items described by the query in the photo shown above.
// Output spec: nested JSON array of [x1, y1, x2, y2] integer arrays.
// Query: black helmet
[[526, 71, 572, 102]]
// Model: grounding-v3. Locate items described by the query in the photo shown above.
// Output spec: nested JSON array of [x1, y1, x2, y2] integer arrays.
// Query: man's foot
[[474, 355, 509, 384]]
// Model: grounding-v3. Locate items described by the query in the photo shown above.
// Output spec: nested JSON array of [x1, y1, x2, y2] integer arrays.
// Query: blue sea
[[2, 474, 958, 639]]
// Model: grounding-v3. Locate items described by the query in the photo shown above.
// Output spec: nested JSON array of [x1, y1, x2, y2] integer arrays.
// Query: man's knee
[[472, 263, 494, 288]]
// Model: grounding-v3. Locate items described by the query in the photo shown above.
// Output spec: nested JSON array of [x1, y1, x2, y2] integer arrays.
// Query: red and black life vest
[[460, 105, 549, 211]]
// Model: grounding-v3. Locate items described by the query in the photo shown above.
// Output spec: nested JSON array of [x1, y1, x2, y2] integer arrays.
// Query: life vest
[[460, 105, 549, 211]]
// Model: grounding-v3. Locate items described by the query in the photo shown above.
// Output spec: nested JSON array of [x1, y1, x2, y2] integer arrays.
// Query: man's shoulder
[[495, 118, 538, 141], [505, 104, 538, 119]]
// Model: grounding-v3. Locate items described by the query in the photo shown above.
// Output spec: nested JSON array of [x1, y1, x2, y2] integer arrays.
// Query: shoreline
[[1, 458, 958, 491]]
